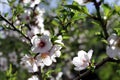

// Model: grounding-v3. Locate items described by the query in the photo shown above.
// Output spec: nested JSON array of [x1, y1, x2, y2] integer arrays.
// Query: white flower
[[72, 50, 93, 71], [74, 0, 88, 5], [56, 72, 63, 80], [30, 0, 41, 7], [19, 9, 31, 23], [36, 52, 52, 66], [106, 34, 120, 59], [8, 52, 17, 65], [21, 0, 31, 4], [31, 35, 52, 53], [50, 45, 62, 62], [20, 55, 38, 73], [28, 75, 39, 80], [0, 57, 8, 71], [34, 35, 63, 67]]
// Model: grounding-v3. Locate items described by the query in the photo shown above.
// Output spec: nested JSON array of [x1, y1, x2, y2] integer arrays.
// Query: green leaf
[[64, 5, 80, 11], [114, 5, 120, 13], [81, 6, 89, 14], [114, 28, 120, 36], [102, 4, 112, 18]]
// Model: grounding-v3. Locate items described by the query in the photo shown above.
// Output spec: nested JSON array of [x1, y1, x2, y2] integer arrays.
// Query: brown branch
[[93, 0, 109, 39], [74, 57, 120, 80], [0, 14, 32, 45]]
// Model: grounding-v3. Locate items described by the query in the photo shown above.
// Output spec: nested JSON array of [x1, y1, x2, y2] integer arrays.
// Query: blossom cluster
[[106, 34, 120, 59], [15, 0, 64, 79], [21, 35, 63, 72]]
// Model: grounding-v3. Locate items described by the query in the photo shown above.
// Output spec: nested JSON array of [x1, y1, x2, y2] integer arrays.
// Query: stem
[[38, 66, 43, 80], [93, 0, 109, 39], [0, 14, 32, 45]]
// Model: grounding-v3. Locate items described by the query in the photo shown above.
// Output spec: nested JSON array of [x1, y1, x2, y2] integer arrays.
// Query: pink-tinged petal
[[108, 34, 117, 45], [31, 35, 40, 46], [55, 51, 61, 57], [74, 66, 86, 71], [106, 46, 117, 58], [87, 49, 93, 60], [31, 47, 40, 53], [42, 56, 52, 66], [72, 57, 81, 66], [28, 75, 39, 80], [78, 50, 87, 57], [32, 63, 38, 72], [51, 55, 56, 62]]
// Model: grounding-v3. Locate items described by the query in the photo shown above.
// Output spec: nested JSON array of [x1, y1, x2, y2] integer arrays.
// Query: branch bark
[[93, 0, 109, 39], [74, 57, 120, 80], [0, 14, 32, 45]]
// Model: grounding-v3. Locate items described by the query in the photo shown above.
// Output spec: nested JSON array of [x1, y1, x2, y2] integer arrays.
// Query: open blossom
[[30, 0, 41, 7], [28, 75, 39, 80], [31, 35, 52, 53], [21, 0, 41, 7], [106, 34, 120, 59], [36, 52, 52, 66], [19, 9, 31, 24], [72, 50, 93, 71], [35, 35, 63, 67], [0, 57, 8, 71], [20, 54, 38, 73], [8, 52, 18, 65]]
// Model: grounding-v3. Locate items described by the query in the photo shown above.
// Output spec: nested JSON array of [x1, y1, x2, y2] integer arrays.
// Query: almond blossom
[[35, 35, 63, 67], [20, 54, 38, 73], [72, 50, 93, 71], [36, 52, 52, 66], [106, 34, 120, 59], [8, 52, 18, 66], [21, 0, 41, 8], [28, 75, 39, 80], [0, 57, 8, 71], [31, 35, 52, 53], [19, 9, 31, 24]]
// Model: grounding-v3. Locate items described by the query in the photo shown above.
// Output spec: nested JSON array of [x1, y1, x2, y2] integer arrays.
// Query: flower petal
[[87, 49, 93, 60], [42, 56, 52, 66]]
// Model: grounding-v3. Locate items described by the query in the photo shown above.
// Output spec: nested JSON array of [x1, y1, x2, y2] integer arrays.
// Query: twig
[[0, 14, 32, 45], [74, 57, 120, 80], [93, 0, 109, 39]]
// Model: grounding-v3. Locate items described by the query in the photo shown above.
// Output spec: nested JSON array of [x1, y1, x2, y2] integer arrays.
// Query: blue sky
[[0, 0, 120, 15]]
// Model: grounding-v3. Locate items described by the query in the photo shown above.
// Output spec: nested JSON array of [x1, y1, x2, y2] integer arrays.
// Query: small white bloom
[[72, 50, 93, 71], [8, 52, 17, 65], [0, 57, 8, 71], [20, 55, 38, 73], [56, 72, 63, 80], [19, 9, 31, 23], [21, 0, 31, 4], [50, 45, 62, 62], [36, 52, 52, 66], [74, 0, 88, 5], [106, 34, 120, 59], [30, 0, 41, 7], [28, 75, 39, 80], [31, 35, 52, 53]]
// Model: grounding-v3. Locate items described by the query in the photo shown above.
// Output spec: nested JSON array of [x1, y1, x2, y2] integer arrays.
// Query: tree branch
[[74, 57, 120, 80], [93, 0, 109, 39], [0, 14, 32, 45]]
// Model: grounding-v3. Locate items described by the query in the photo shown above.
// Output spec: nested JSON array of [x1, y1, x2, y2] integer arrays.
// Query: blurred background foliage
[[0, 0, 120, 80]]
